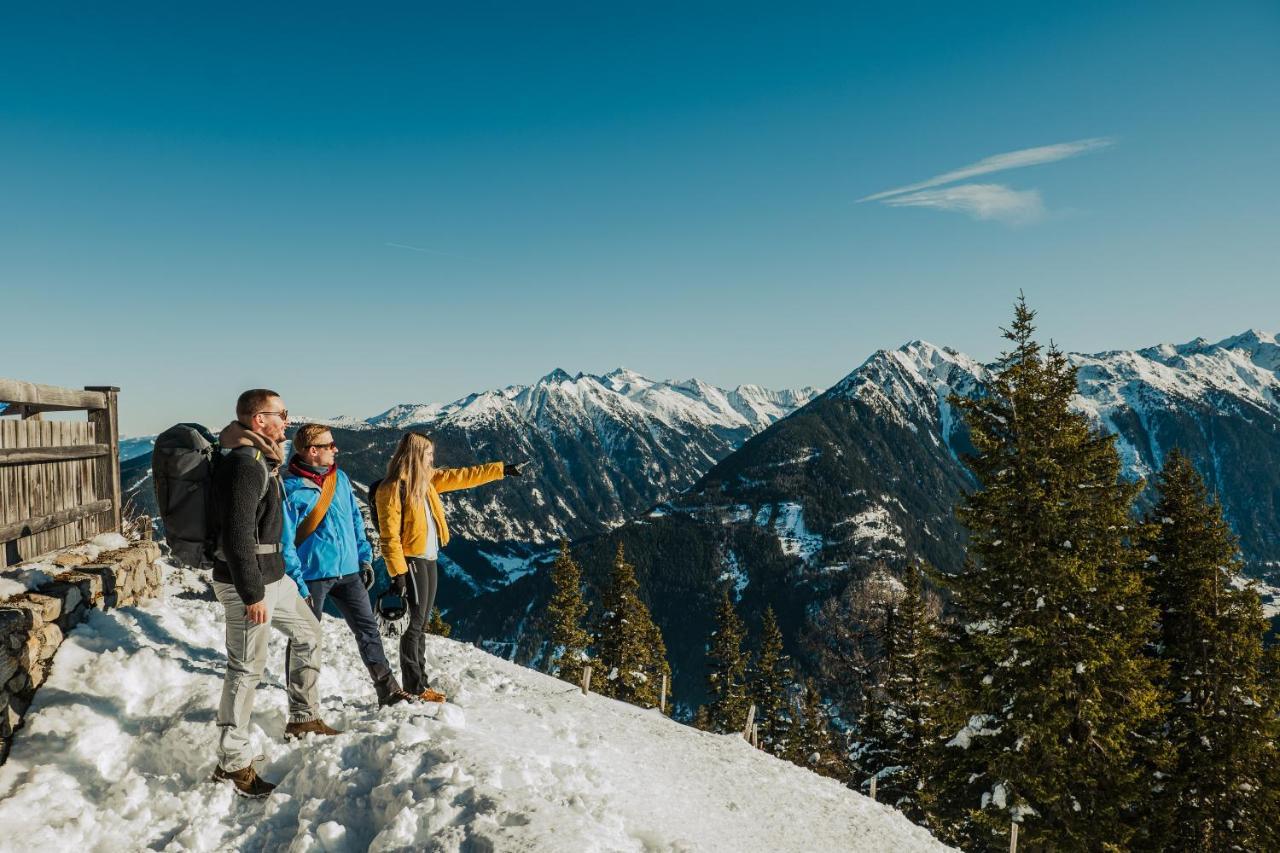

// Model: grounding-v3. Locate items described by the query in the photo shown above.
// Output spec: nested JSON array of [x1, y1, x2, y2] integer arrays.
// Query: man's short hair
[[236, 389, 280, 420], [293, 423, 331, 451]]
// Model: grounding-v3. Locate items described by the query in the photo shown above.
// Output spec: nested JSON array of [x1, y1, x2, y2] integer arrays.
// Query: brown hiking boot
[[379, 687, 421, 707], [284, 718, 341, 739], [418, 688, 447, 703], [213, 764, 275, 798]]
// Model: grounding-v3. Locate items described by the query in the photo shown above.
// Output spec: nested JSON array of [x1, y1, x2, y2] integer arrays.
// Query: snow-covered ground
[[0, 564, 951, 852]]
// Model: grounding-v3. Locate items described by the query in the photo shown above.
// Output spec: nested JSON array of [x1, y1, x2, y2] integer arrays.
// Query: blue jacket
[[282, 465, 373, 582]]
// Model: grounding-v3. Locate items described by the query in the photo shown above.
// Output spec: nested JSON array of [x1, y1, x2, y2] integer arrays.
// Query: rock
[[58, 604, 87, 631], [1, 692, 29, 737], [16, 637, 40, 671], [24, 593, 62, 622], [0, 602, 43, 633], [41, 582, 82, 614], [6, 670, 28, 694], [77, 565, 117, 601], [36, 624, 63, 660], [27, 664, 45, 689], [52, 551, 90, 568], [0, 651, 17, 685]]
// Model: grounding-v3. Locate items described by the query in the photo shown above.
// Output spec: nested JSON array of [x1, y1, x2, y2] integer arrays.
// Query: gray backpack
[[152, 423, 220, 568]]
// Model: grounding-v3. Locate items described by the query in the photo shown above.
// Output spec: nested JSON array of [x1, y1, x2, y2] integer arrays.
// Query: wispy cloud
[[880, 183, 1045, 225], [859, 137, 1112, 223], [861, 137, 1112, 203], [385, 241, 457, 257]]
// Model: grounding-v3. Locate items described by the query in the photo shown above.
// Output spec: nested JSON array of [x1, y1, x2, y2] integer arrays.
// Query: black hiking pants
[[287, 572, 400, 702], [400, 557, 438, 694]]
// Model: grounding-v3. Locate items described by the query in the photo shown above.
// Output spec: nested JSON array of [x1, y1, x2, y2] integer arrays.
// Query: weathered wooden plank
[[0, 420, 12, 568], [0, 379, 107, 411], [0, 444, 110, 466], [0, 500, 114, 544], [86, 387, 121, 535]]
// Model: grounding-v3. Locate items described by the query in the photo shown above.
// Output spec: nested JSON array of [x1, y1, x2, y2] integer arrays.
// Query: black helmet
[[377, 592, 407, 622]]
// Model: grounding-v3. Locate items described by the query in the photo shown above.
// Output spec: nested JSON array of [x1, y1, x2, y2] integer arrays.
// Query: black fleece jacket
[[212, 447, 286, 604]]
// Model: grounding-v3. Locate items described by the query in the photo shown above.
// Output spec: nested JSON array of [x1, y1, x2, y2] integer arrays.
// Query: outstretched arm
[[431, 461, 506, 494]]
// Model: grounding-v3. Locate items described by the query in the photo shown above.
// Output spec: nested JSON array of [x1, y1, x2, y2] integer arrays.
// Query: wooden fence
[[0, 379, 121, 569]]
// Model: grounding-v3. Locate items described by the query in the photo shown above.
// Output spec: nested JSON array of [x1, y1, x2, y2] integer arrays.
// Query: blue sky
[[2, 2, 1277, 435]]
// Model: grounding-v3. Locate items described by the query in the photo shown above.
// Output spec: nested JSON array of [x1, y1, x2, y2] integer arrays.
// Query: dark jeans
[[400, 557, 438, 694], [288, 572, 400, 700]]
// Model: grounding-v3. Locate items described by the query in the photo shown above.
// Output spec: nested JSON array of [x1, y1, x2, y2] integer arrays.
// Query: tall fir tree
[[792, 678, 847, 781], [1144, 450, 1280, 850], [545, 540, 591, 686], [594, 543, 669, 708], [853, 565, 941, 824], [703, 587, 750, 733], [930, 297, 1166, 851], [750, 607, 793, 756]]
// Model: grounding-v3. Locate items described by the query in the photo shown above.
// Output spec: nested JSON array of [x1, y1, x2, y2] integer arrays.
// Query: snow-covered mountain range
[[445, 331, 1280, 704], [320, 368, 817, 441]]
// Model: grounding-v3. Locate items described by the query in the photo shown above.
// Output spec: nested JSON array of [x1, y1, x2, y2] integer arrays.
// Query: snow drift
[[0, 564, 950, 852]]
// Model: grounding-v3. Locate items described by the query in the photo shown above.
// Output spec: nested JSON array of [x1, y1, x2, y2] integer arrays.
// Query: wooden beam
[[0, 444, 110, 466], [85, 387, 122, 535], [0, 379, 108, 411], [0, 500, 113, 543]]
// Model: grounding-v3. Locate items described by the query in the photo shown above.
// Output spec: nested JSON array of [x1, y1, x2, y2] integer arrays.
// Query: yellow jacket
[[376, 462, 505, 577]]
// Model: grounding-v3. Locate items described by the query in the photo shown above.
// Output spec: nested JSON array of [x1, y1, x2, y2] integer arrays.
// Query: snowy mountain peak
[[538, 367, 577, 385]]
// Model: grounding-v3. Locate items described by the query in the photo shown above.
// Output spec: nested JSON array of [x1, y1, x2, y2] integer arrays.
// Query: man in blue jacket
[[284, 423, 414, 706]]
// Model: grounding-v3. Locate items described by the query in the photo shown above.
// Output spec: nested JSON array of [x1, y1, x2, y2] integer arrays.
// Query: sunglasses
[[305, 442, 338, 450], [255, 409, 289, 421]]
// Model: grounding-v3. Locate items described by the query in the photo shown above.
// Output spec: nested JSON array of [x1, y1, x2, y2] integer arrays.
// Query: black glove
[[503, 462, 523, 477], [389, 572, 407, 597], [360, 562, 375, 590]]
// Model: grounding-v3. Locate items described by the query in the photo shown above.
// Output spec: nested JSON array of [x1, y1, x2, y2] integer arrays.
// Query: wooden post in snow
[[659, 674, 668, 714], [581, 666, 592, 696], [1009, 822, 1018, 853], [751, 723, 759, 748], [742, 704, 756, 740], [869, 775, 877, 801]]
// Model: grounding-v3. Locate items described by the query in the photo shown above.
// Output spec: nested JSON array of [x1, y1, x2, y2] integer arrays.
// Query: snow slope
[[0, 564, 950, 853]]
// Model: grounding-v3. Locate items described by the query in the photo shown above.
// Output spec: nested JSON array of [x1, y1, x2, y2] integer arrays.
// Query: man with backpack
[[283, 423, 416, 706], [210, 389, 340, 798]]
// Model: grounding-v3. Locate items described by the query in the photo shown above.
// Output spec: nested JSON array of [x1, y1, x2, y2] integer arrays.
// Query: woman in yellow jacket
[[375, 431, 522, 701]]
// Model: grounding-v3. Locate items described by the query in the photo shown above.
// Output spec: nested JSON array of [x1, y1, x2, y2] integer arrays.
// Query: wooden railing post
[[85, 386, 121, 535]]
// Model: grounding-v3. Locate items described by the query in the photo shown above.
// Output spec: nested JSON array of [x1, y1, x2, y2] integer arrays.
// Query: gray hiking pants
[[213, 577, 322, 772]]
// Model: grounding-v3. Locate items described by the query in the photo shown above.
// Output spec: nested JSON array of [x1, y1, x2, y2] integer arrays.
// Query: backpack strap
[[295, 469, 338, 546]]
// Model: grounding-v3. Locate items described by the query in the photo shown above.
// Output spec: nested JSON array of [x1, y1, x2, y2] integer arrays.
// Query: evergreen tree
[[705, 587, 750, 733], [545, 540, 591, 686], [426, 607, 452, 638], [1145, 450, 1280, 850], [750, 607, 794, 756], [692, 704, 712, 731], [930, 297, 1166, 850], [853, 565, 941, 823], [792, 679, 846, 781], [594, 543, 669, 708]]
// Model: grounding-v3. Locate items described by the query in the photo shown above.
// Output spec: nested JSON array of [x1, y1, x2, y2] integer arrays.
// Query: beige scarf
[[218, 421, 284, 465]]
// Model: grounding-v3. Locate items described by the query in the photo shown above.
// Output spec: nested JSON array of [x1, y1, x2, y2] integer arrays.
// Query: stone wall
[[0, 539, 162, 762]]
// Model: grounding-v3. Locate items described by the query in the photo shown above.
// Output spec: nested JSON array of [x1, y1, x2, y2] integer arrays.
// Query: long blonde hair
[[385, 432, 435, 503]]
